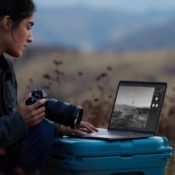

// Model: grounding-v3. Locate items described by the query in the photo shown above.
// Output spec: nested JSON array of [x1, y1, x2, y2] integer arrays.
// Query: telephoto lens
[[45, 99, 83, 129], [25, 89, 83, 129]]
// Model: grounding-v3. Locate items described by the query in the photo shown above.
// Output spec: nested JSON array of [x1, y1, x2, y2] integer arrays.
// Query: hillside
[[13, 48, 175, 128], [14, 48, 175, 101]]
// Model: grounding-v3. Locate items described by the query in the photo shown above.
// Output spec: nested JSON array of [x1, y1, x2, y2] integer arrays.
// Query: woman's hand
[[17, 94, 46, 127], [79, 121, 98, 133], [57, 121, 98, 136], [58, 124, 86, 136]]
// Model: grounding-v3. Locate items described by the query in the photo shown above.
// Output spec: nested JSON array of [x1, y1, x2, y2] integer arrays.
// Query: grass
[[14, 48, 175, 175]]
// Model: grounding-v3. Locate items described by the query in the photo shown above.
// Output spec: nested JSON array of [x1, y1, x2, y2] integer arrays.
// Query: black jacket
[[0, 55, 28, 148]]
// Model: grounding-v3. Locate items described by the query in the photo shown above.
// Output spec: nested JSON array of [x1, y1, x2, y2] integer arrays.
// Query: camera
[[25, 89, 83, 129]]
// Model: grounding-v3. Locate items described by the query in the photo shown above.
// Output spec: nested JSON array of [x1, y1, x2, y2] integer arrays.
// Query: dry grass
[[14, 49, 175, 124], [14, 49, 175, 175]]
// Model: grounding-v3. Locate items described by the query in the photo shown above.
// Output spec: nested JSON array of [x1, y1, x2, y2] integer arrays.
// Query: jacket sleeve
[[0, 112, 28, 148]]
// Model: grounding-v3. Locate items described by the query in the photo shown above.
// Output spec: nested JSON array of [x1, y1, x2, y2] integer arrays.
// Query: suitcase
[[45, 136, 172, 175]]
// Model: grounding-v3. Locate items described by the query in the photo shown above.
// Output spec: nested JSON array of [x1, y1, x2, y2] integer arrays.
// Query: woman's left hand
[[57, 121, 98, 137], [79, 121, 98, 133]]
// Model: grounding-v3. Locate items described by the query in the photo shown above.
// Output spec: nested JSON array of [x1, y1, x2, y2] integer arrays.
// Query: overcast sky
[[35, 0, 175, 12], [115, 86, 155, 108]]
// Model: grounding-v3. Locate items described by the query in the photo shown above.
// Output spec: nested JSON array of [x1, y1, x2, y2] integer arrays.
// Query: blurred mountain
[[107, 21, 175, 52], [32, 5, 175, 51]]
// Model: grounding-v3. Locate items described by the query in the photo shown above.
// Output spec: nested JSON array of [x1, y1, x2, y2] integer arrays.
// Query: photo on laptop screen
[[72, 81, 167, 140], [109, 86, 155, 130], [108, 81, 167, 134]]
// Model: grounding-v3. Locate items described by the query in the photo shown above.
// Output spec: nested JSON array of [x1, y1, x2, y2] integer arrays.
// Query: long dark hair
[[0, 0, 36, 28]]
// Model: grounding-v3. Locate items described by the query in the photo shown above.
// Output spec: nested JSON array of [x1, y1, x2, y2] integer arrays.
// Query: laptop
[[80, 80, 167, 140]]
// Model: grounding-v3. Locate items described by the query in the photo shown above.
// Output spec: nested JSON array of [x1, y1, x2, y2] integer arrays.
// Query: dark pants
[[0, 119, 54, 175]]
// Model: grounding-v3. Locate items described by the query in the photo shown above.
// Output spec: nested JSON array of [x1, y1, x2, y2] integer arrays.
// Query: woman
[[0, 0, 97, 174]]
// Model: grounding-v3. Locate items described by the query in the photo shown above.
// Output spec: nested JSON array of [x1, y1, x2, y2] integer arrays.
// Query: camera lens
[[71, 106, 83, 129], [25, 89, 83, 128], [45, 99, 83, 129]]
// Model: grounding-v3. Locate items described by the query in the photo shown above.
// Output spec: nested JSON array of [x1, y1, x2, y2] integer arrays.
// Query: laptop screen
[[109, 81, 167, 132]]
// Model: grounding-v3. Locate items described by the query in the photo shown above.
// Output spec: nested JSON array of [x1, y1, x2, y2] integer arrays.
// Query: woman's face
[[6, 15, 34, 57]]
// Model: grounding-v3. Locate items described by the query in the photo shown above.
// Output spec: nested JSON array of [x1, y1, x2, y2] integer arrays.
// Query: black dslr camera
[[25, 89, 83, 129]]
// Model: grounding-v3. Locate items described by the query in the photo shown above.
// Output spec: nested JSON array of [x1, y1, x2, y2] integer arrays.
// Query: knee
[[28, 120, 54, 151], [17, 120, 55, 173]]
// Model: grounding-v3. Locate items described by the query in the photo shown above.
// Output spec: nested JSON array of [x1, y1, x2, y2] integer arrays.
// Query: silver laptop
[[81, 80, 167, 140]]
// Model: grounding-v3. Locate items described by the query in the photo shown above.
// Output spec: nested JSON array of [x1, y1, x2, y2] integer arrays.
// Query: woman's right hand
[[17, 94, 46, 127]]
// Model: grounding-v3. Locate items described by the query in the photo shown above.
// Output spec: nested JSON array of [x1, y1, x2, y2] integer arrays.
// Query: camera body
[[25, 89, 83, 129]]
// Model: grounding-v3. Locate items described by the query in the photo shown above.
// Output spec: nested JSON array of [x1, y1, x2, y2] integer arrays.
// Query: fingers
[[31, 106, 45, 116], [79, 127, 91, 133], [80, 121, 98, 133], [58, 125, 86, 136], [27, 105, 45, 126], [31, 99, 46, 109], [28, 113, 45, 126], [85, 123, 98, 132], [18, 98, 46, 127], [55, 122, 98, 137], [71, 129, 86, 136]]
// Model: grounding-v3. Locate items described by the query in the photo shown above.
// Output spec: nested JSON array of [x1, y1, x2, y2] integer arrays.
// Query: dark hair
[[0, 0, 36, 27]]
